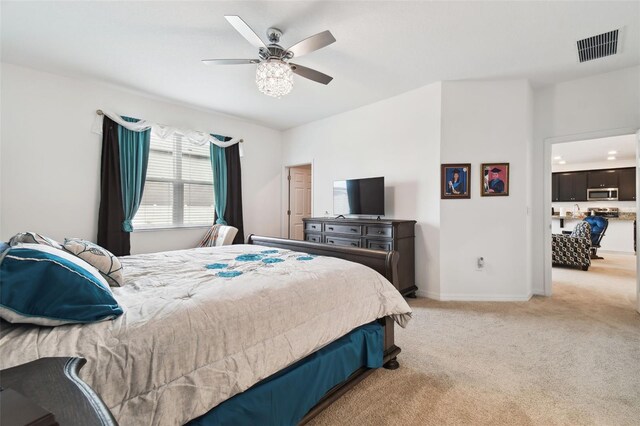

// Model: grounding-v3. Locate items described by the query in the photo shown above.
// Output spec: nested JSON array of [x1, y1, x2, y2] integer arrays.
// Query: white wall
[[439, 80, 534, 300], [0, 63, 282, 254], [533, 65, 640, 294], [282, 83, 443, 296], [282, 79, 535, 301]]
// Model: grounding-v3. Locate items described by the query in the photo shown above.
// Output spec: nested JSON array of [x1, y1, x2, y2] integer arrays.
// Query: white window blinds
[[132, 133, 214, 229]]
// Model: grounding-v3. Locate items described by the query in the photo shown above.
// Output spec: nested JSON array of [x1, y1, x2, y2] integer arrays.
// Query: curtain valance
[[92, 110, 244, 150]]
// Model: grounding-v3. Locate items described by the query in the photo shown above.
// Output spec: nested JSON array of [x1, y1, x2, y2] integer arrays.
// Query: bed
[[0, 235, 412, 425]]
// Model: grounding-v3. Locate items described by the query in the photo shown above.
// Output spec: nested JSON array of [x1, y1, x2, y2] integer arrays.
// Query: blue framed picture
[[441, 163, 470, 199]]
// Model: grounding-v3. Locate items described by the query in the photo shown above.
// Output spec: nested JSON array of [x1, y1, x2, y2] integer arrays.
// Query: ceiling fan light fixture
[[256, 59, 293, 98]]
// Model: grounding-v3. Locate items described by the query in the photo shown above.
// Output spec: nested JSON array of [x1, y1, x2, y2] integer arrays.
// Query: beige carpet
[[309, 254, 640, 425]]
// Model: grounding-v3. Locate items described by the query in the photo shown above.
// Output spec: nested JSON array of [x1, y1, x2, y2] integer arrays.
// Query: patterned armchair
[[552, 221, 592, 271]]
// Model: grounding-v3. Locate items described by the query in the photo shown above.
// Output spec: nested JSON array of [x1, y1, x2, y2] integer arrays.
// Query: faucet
[[573, 204, 580, 215]]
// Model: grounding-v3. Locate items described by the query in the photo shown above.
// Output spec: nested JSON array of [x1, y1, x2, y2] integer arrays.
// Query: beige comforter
[[0, 244, 411, 425]]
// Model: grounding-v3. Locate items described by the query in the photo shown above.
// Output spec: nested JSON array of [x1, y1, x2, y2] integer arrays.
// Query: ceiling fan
[[202, 16, 336, 98]]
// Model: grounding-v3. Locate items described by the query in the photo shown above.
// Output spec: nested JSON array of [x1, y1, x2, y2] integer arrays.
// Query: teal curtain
[[210, 134, 228, 225], [118, 117, 151, 232]]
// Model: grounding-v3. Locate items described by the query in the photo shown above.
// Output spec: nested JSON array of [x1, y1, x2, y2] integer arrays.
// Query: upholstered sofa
[[552, 221, 592, 271]]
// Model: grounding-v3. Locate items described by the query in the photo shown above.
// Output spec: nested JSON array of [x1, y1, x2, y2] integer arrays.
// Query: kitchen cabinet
[[556, 171, 587, 202], [553, 167, 637, 202], [618, 167, 636, 201], [588, 169, 619, 188]]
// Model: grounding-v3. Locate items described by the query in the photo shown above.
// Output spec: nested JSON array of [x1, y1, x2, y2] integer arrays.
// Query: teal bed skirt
[[187, 321, 384, 426]]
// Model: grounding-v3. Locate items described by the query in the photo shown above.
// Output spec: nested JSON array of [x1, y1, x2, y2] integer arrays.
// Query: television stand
[[302, 217, 417, 297]]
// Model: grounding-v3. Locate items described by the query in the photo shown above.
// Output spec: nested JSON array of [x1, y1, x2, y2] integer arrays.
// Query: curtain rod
[[95, 109, 243, 143]]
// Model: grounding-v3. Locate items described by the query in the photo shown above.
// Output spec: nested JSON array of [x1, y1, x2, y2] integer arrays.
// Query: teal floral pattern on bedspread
[[205, 263, 228, 269], [202, 249, 317, 279]]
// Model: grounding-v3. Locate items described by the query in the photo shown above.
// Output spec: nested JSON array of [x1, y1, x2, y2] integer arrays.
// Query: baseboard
[[415, 291, 533, 302], [415, 290, 438, 299], [532, 286, 545, 296]]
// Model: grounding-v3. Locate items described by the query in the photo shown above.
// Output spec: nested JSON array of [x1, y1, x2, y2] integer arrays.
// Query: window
[[133, 132, 214, 229]]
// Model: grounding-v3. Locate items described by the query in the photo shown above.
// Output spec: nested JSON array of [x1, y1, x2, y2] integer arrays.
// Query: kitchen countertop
[[551, 212, 636, 221]]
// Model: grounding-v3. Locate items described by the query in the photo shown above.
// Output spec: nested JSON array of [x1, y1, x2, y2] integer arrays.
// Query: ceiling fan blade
[[202, 59, 260, 65], [286, 30, 336, 58], [224, 15, 267, 49], [290, 63, 333, 85]]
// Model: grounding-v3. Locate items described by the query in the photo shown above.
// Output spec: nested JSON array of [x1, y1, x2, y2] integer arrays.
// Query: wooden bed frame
[[0, 237, 403, 425], [247, 234, 402, 425]]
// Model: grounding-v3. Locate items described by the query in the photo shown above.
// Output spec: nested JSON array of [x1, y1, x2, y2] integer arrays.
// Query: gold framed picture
[[481, 163, 509, 196], [441, 164, 471, 199]]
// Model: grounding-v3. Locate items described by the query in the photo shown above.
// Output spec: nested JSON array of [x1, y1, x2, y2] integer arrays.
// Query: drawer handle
[[328, 240, 334, 244], [351, 242, 357, 246], [350, 228, 357, 232], [377, 245, 386, 249], [377, 230, 384, 234], [328, 227, 334, 230]]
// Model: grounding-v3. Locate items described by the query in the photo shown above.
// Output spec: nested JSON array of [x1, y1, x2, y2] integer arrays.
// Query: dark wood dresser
[[303, 217, 417, 297]]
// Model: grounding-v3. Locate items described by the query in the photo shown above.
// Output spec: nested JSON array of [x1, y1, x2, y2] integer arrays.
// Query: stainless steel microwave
[[587, 188, 618, 201]]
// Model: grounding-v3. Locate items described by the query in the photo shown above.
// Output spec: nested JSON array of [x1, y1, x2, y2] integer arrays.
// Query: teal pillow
[[0, 243, 124, 326]]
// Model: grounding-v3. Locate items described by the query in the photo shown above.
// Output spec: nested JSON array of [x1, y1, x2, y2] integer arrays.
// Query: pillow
[[570, 221, 591, 239], [63, 238, 123, 287], [0, 243, 124, 326], [9, 231, 62, 249]]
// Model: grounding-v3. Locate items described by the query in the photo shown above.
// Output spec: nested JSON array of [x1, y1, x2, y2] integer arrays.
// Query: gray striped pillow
[[63, 238, 123, 287]]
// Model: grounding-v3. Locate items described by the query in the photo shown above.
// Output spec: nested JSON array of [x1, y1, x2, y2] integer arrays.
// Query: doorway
[[286, 164, 312, 240], [544, 130, 639, 313]]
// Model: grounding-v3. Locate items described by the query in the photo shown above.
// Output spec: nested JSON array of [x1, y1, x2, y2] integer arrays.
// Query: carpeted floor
[[309, 254, 640, 425]]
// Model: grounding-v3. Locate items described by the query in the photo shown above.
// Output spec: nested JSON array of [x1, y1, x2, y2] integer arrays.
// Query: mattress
[[0, 244, 412, 426]]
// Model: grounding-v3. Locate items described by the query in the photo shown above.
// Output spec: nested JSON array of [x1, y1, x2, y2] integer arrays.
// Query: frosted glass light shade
[[256, 60, 293, 98]]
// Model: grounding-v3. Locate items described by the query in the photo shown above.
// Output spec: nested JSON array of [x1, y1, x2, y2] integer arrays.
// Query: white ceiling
[[2, 1, 639, 130], [552, 134, 637, 166]]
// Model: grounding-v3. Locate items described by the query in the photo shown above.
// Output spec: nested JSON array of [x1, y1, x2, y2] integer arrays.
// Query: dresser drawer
[[324, 236, 361, 248], [304, 222, 322, 233], [324, 224, 362, 235], [367, 240, 393, 251], [305, 234, 322, 243], [366, 225, 393, 238]]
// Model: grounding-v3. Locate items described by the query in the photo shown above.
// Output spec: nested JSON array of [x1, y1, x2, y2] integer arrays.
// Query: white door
[[289, 166, 312, 240]]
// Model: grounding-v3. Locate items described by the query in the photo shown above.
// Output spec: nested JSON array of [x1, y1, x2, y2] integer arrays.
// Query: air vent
[[577, 29, 619, 63]]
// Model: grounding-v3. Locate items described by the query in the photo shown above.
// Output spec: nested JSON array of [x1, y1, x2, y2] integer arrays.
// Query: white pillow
[[63, 238, 124, 287]]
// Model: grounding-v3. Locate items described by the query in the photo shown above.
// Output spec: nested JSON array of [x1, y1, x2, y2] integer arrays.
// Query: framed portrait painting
[[481, 163, 509, 196], [441, 164, 471, 199]]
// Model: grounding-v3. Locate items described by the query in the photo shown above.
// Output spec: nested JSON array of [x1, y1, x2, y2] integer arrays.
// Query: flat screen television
[[333, 176, 385, 216]]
